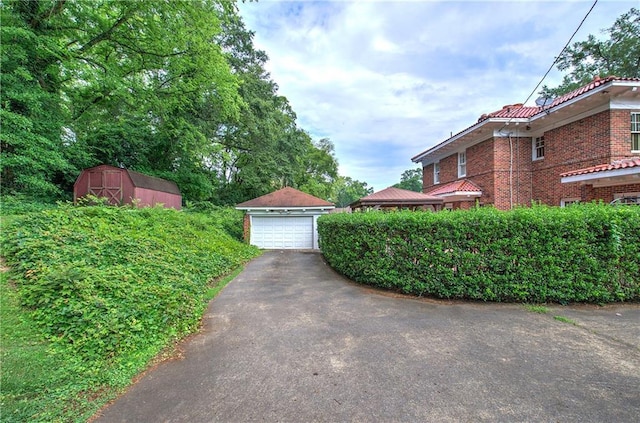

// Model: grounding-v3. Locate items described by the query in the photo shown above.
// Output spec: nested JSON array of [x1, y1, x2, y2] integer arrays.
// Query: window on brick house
[[632, 113, 640, 152], [533, 135, 545, 160], [458, 151, 466, 177], [561, 198, 580, 207], [433, 162, 440, 184], [613, 192, 640, 205]]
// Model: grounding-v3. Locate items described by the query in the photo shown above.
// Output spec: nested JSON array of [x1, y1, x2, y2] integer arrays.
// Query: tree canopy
[[393, 168, 423, 193], [541, 7, 640, 97], [331, 176, 374, 208], [0, 0, 356, 205]]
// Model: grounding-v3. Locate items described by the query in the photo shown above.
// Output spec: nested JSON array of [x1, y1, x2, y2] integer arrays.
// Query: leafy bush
[[1, 204, 260, 421], [184, 201, 245, 241], [0, 194, 58, 216], [318, 204, 640, 303]]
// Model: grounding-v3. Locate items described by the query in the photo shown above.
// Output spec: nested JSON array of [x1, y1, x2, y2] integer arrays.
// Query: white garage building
[[236, 187, 335, 250]]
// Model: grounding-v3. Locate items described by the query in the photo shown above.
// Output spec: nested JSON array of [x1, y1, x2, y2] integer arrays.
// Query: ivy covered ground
[[0, 199, 260, 422]]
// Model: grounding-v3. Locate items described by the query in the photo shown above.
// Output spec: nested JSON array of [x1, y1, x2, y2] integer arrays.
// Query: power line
[[498, 0, 599, 134], [523, 0, 599, 106]]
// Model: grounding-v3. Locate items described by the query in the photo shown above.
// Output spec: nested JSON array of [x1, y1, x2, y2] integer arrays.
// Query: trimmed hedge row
[[318, 205, 640, 303]]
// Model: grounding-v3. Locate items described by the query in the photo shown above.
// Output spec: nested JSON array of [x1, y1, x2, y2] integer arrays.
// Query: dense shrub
[[318, 204, 640, 303], [0, 194, 58, 215], [1, 204, 260, 395], [184, 201, 245, 241]]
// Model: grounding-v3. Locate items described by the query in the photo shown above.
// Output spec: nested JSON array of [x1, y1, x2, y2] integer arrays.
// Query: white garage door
[[251, 216, 314, 249]]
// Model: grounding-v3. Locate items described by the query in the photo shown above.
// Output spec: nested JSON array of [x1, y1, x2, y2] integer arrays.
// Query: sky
[[237, 0, 638, 192]]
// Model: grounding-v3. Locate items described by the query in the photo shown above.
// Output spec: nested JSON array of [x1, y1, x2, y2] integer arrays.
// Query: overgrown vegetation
[[0, 200, 260, 422], [318, 204, 640, 304], [0, 0, 367, 204]]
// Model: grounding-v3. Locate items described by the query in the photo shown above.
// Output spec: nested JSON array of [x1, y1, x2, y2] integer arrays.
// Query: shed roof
[[126, 170, 180, 195], [351, 186, 442, 209], [236, 187, 334, 209]]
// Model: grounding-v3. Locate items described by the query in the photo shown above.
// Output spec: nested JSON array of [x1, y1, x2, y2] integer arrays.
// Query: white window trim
[[433, 162, 440, 184], [561, 198, 580, 207], [613, 192, 640, 205], [631, 112, 640, 153], [532, 135, 545, 160], [458, 151, 466, 178]]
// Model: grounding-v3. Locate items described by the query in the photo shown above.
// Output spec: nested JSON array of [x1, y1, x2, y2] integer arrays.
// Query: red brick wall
[[439, 153, 460, 184], [422, 163, 434, 191], [585, 183, 640, 203], [610, 109, 634, 159], [467, 140, 495, 206], [420, 109, 638, 209], [532, 110, 613, 205], [243, 214, 250, 243], [493, 136, 534, 208]]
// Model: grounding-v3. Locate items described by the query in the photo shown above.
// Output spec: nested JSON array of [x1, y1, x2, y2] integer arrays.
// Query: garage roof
[[236, 187, 334, 209]]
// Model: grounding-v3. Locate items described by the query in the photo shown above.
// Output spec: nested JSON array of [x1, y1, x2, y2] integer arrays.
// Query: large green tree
[[295, 138, 339, 200], [393, 168, 423, 193], [1, 0, 364, 204], [1, 0, 242, 199], [1, 1, 71, 197], [542, 7, 640, 97], [331, 176, 374, 208], [207, 10, 332, 204]]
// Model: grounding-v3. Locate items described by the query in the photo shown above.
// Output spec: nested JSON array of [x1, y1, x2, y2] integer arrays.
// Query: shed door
[[251, 216, 314, 249], [89, 170, 122, 205]]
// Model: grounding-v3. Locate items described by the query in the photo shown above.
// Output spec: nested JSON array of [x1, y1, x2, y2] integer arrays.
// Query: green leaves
[[1, 202, 260, 420], [542, 7, 640, 97], [318, 204, 640, 303], [2, 0, 366, 204], [393, 168, 423, 192]]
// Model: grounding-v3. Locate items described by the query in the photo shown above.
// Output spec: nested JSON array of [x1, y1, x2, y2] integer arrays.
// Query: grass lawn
[[1, 271, 111, 422]]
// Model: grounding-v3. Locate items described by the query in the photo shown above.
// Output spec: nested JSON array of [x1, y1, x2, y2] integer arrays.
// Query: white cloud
[[238, 0, 637, 191]]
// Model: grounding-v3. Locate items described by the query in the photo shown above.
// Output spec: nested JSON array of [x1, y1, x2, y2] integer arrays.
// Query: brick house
[[411, 76, 640, 210]]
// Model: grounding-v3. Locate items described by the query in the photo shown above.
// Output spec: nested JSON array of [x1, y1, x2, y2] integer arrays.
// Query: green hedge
[[318, 204, 640, 303]]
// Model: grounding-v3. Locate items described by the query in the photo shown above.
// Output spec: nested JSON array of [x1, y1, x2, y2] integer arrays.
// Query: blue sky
[[237, 0, 638, 192]]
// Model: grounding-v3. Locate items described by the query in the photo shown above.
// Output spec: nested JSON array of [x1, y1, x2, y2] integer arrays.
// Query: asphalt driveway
[[95, 251, 640, 422]]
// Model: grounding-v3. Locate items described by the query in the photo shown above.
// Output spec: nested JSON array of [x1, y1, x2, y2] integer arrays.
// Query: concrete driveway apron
[[95, 251, 640, 422]]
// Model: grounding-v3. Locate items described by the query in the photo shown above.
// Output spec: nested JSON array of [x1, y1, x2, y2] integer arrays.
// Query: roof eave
[[413, 79, 640, 166], [356, 199, 442, 206], [411, 118, 528, 164], [437, 191, 483, 198], [235, 206, 335, 211], [561, 167, 640, 184]]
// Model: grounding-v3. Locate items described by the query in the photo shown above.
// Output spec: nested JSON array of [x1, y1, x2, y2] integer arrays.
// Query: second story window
[[458, 151, 466, 178], [632, 113, 640, 152], [533, 135, 545, 160], [433, 162, 440, 184]]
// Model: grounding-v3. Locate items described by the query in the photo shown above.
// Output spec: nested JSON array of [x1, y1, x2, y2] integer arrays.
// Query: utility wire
[[523, 0, 599, 106], [498, 0, 599, 134]]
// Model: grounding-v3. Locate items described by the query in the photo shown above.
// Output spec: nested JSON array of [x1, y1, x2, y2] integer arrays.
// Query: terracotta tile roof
[[413, 76, 640, 163], [236, 187, 334, 208], [351, 186, 442, 208], [478, 104, 540, 122], [560, 157, 640, 178], [425, 179, 482, 196], [359, 187, 441, 202], [547, 76, 639, 109], [477, 76, 640, 123]]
